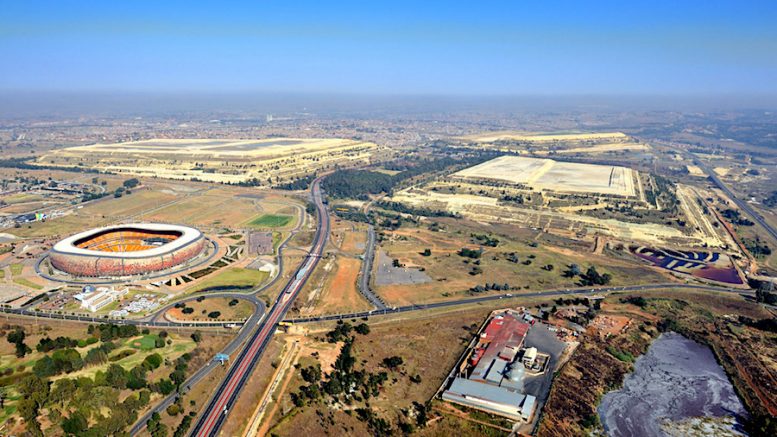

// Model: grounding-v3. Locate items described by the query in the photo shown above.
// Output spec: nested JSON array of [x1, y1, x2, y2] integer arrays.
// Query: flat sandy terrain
[[53, 137, 372, 158], [453, 155, 637, 196], [553, 142, 650, 154], [37, 137, 379, 184]]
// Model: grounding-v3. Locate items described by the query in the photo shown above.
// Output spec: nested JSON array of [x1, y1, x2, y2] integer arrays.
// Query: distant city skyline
[[1, 1, 776, 95]]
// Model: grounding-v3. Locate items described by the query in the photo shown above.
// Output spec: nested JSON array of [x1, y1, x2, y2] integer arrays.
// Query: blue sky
[[1, 1, 776, 95]]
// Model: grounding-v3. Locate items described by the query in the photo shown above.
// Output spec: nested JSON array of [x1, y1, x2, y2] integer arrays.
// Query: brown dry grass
[[339, 228, 367, 255], [374, 225, 665, 306], [268, 307, 494, 435], [313, 257, 371, 314]]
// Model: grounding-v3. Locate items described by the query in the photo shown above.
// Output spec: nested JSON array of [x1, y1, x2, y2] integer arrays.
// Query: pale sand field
[[553, 142, 650, 154], [714, 167, 731, 177], [37, 137, 379, 184], [459, 131, 628, 143], [92, 164, 248, 184], [55, 138, 375, 158], [453, 155, 637, 196], [686, 165, 706, 176]]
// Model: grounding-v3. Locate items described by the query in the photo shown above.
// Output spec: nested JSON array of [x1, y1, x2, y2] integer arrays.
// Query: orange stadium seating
[[75, 230, 179, 252]]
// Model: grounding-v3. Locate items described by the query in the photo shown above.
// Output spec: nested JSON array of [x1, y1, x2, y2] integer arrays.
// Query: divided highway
[[283, 283, 754, 324], [695, 158, 777, 243], [188, 177, 330, 436]]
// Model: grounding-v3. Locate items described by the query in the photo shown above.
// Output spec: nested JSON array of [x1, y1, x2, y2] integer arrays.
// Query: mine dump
[[452, 155, 637, 197], [36, 137, 380, 185]]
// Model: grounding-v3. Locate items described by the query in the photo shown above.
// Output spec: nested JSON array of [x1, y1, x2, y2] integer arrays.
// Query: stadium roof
[[52, 223, 202, 259]]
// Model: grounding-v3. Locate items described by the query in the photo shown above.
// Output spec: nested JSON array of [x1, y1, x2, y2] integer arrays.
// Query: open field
[[372, 223, 667, 306], [314, 257, 371, 314], [36, 137, 379, 185], [267, 307, 495, 436], [187, 267, 269, 292], [139, 189, 261, 228], [453, 155, 637, 197], [166, 296, 255, 321]]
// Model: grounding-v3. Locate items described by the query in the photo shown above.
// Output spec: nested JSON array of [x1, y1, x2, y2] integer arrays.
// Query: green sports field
[[247, 214, 293, 228]]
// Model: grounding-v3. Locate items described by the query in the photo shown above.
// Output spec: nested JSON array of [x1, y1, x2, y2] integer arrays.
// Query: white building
[[522, 347, 538, 368], [76, 286, 128, 312]]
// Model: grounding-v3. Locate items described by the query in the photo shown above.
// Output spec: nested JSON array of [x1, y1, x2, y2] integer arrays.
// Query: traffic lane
[[196, 225, 327, 434], [696, 159, 777, 242], [0, 307, 236, 327], [128, 309, 264, 435], [191, 178, 330, 436], [282, 283, 752, 323]]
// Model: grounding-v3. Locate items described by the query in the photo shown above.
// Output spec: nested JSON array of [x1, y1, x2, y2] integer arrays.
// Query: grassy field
[[188, 267, 269, 292], [130, 334, 161, 350], [142, 190, 259, 227], [373, 223, 665, 305], [10, 263, 23, 276], [247, 214, 294, 228], [50, 334, 196, 382], [12, 277, 43, 290], [166, 297, 255, 321]]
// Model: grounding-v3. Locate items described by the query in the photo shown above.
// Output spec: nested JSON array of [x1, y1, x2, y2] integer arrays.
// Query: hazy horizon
[[3, 90, 777, 119], [2, 1, 777, 98]]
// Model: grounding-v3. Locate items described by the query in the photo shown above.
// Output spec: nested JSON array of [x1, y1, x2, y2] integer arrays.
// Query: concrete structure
[[522, 347, 538, 368], [442, 377, 536, 421], [444, 310, 540, 422], [75, 285, 128, 312], [50, 223, 206, 277]]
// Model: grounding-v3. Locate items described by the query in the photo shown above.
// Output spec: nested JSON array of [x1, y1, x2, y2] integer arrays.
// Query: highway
[[694, 157, 777, 243], [358, 225, 387, 309], [282, 282, 754, 324], [0, 302, 243, 328], [188, 177, 330, 437], [127, 201, 306, 435]]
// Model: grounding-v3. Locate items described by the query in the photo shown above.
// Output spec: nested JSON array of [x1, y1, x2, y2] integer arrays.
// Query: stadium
[[49, 223, 207, 277]]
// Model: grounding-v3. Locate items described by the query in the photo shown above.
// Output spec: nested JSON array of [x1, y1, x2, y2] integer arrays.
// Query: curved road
[[146, 293, 265, 324], [358, 225, 387, 309], [188, 177, 330, 437], [127, 200, 307, 435]]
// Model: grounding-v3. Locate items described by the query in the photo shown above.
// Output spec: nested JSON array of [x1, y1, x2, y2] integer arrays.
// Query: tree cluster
[[90, 323, 139, 342], [458, 247, 482, 259], [6, 327, 30, 358]]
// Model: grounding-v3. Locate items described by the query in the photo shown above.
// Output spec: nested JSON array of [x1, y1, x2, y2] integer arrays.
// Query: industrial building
[[442, 310, 542, 422]]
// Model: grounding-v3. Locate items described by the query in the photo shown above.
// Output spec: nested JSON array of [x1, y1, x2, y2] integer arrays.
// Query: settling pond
[[598, 332, 747, 436]]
